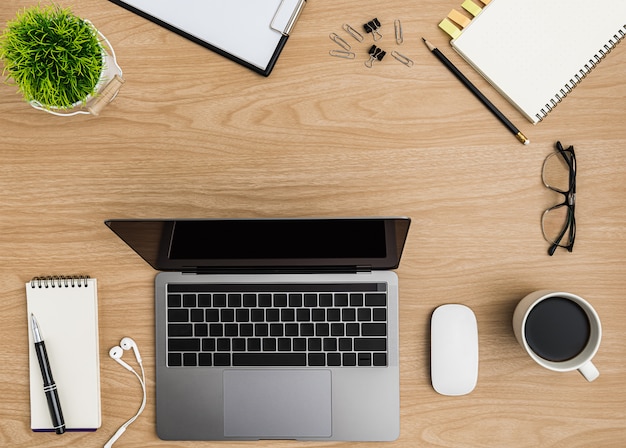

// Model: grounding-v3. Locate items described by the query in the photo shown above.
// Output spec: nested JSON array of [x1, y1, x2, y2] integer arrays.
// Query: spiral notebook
[[26, 276, 101, 432], [439, 0, 626, 123]]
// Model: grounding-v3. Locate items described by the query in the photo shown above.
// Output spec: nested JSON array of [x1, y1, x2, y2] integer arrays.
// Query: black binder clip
[[363, 18, 383, 41], [365, 45, 386, 68]]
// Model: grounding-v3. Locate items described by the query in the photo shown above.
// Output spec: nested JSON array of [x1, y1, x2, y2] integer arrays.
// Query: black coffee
[[525, 297, 591, 362]]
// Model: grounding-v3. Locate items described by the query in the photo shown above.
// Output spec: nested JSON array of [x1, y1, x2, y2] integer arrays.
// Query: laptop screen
[[105, 218, 410, 272]]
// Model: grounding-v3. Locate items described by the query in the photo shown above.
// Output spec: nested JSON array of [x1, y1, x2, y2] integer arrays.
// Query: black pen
[[31, 314, 65, 434], [423, 38, 529, 145]]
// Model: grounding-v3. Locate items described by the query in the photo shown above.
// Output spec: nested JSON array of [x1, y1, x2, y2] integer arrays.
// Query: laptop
[[105, 217, 411, 441]]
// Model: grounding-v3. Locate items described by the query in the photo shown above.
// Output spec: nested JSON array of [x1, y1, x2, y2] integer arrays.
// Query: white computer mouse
[[430, 304, 479, 396]]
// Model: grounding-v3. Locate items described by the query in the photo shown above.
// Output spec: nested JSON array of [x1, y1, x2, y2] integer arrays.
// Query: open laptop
[[105, 217, 410, 441]]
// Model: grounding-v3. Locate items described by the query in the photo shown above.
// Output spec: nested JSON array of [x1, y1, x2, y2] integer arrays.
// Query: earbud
[[106, 337, 146, 448], [120, 337, 142, 364], [109, 346, 133, 372]]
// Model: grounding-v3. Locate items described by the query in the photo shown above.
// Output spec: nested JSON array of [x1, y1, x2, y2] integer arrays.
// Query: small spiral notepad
[[439, 0, 626, 124], [26, 276, 101, 432]]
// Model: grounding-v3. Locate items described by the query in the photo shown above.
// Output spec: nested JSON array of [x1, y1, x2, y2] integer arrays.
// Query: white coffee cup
[[512, 290, 601, 382]]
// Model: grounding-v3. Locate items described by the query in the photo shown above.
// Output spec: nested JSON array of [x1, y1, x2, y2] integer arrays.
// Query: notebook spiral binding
[[537, 24, 626, 122], [30, 275, 91, 289]]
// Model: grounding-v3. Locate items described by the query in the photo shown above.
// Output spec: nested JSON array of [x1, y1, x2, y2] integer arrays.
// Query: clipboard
[[107, 0, 307, 76]]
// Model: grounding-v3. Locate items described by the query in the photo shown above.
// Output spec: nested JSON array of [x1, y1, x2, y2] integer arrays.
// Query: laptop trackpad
[[223, 369, 332, 439]]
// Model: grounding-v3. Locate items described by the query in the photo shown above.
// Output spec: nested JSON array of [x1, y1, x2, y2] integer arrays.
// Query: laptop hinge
[[183, 265, 372, 275]]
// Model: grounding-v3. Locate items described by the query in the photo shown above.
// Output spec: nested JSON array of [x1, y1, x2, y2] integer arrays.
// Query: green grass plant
[[0, 4, 103, 109]]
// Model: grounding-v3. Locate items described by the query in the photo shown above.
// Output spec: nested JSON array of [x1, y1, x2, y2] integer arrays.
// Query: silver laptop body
[[105, 217, 410, 441]]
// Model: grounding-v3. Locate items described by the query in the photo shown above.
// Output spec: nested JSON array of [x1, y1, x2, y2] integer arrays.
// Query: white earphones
[[105, 337, 146, 448]]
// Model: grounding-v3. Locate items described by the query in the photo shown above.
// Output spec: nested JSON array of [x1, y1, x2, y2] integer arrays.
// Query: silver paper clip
[[329, 49, 356, 59], [394, 19, 403, 45], [329, 32, 351, 51], [391, 50, 413, 67], [342, 23, 364, 42]]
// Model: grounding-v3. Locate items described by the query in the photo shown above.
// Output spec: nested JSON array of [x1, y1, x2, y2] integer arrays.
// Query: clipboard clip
[[271, 0, 307, 36]]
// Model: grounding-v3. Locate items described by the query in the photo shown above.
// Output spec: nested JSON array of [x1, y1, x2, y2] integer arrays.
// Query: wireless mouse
[[430, 304, 479, 396]]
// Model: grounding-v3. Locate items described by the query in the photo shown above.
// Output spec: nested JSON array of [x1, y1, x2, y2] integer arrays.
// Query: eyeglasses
[[541, 141, 576, 256]]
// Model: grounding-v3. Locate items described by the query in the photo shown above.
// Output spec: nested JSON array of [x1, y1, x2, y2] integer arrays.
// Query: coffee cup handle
[[578, 361, 600, 382]]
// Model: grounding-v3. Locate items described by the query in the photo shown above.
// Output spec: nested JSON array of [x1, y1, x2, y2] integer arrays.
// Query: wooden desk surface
[[2, 1, 625, 446]]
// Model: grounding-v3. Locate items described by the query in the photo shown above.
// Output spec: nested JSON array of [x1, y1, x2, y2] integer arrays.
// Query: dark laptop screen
[[105, 218, 410, 272]]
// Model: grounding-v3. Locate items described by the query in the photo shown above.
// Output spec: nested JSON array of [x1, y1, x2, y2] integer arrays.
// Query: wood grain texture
[[1, 0, 625, 446]]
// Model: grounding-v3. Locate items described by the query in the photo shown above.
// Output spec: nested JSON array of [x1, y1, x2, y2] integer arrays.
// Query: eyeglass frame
[[541, 141, 576, 256]]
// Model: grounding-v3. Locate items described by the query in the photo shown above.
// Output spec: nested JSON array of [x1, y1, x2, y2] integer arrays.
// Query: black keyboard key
[[263, 338, 277, 351], [198, 294, 211, 307], [327, 353, 341, 366], [236, 308, 250, 322], [358, 353, 372, 366], [335, 293, 348, 307], [240, 324, 254, 337], [194, 323, 208, 337], [168, 352, 182, 366], [228, 294, 242, 307], [202, 338, 215, 351], [169, 338, 200, 352], [198, 353, 212, 366], [323, 338, 337, 351], [312, 308, 325, 321], [366, 293, 387, 307], [342, 308, 356, 321], [183, 294, 196, 307], [255, 323, 269, 337], [289, 294, 303, 307], [270, 324, 283, 336], [209, 324, 223, 337], [206, 309, 220, 322], [168, 294, 182, 307], [243, 294, 256, 307], [319, 293, 333, 307], [373, 308, 387, 321], [308, 353, 325, 366], [343, 353, 357, 366], [354, 338, 386, 351], [350, 293, 364, 306], [213, 294, 227, 307], [308, 338, 322, 351], [358, 308, 372, 321], [233, 353, 307, 366], [285, 323, 299, 336], [327, 308, 341, 321], [315, 323, 330, 336], [296, 309, 310, 322], [281, 308, 295, 322], [278, 338, 291, 351], [191, 308, 204, 322], [232, 338, 246, 351], [346, 323, 360, 336], [266, 309, 280, 322], [183, 353, 197, 366], [361, 323, 387, 336], [221, 309, 235, 322], [304, 294, 317, 307], [300, 323, 314, 336], [259, 294, 272, 307], [169, 323, 193, 337], [373, 353, 387, 366], [168, 309, 189, 322], [248, 338, 261, 351], [251, 309, 265, 322], [225, 324, 238, 336], [214, 353, 231, 366], [274, 294, 288, 307], [331, 323, 345, 336]]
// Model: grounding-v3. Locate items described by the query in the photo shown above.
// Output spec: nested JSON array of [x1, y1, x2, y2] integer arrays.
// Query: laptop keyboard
[[166, 283, 389, 368]]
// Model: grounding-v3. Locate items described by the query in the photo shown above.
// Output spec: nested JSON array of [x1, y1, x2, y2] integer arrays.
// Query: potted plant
[[0, 3, 123, 115]]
